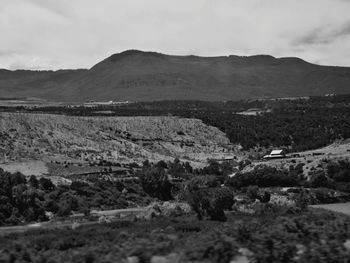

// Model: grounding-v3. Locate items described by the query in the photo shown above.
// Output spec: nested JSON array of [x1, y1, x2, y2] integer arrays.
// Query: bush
[[292, 192, 307, 209], [167, 158, 193, 179], [252, 202, 295, 217], [174, 223, 201, 233], [246, 185, 259, 200], [186, 175, 220, 189], [245, 186, 271, 203], [309, 170, 335, 188], [56, 192, 80, 217], [327, 160, 350, 182], [39, 177, 55, 191], [28, 175, 39, 188], [207, 188, 233, 221], [138, 167, 173, 201], [335, 182, 350, 193], [259, 191, 271, 203], [183, 182, 233, 221], [226, 166, 300, 188], [202, 238, 236, 263], [156, 160, 168, 169]]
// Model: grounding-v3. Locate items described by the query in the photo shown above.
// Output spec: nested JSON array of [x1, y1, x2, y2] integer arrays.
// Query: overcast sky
[[1, 0, 350, 70]]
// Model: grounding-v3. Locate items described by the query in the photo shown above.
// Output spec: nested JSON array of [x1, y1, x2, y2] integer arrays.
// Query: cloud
[[1, 0, 350, 69], [296, 21, 350, 45], [0, 50, 12, 56], [9, 57, 59, 71], [338, 22, 350, 38], [26, 0, 74, 18]]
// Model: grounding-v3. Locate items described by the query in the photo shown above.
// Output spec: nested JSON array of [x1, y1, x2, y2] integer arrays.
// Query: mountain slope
[[1, 50, 350, 101], [0, 69, 87, 100]]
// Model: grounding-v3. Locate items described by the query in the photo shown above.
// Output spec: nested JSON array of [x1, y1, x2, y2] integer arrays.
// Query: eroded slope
[[0, 113, 233, 166]]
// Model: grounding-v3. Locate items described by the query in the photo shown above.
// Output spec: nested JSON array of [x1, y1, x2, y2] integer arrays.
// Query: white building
[[263, 149, 286, 159]]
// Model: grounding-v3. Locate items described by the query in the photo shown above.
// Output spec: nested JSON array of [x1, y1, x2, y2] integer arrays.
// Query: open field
[[0, 160, 48, 176]]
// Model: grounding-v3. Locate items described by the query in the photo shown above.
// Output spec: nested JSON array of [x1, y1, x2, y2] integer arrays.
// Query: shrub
[[335, 182, 350, 193], [202, 239, 236, 263], [138, 167, 173, 201], [167, 158, 193, 179], [39, 177, 55, 191], [28, 175, 39, 188], [327, 160, 350, 182], [174, 223, 201, 233], [245, 186, 271, 203], [156, 160, 168, 169], [226, 166, 300, 188], [186, 175, 220, 189], [309, 170, 335, 188], [259, 191, 271, 203], [246, 185, 259, 200], [293, 189, 312, 209], [183, 183, 233, 221]]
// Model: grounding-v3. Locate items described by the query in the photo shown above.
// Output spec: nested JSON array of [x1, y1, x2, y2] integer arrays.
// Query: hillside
[[0, 113, 233, 167], [1, 50, 350, 101], [242, 139, 350, 178], [0, 69, 86, 100]]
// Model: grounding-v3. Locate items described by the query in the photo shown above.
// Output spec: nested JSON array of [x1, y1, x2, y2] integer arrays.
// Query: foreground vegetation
[[2, 158, 350, 262], [0, 168, 152, 226], [1, 208, 350, 262], [2, 159, 350, 226]]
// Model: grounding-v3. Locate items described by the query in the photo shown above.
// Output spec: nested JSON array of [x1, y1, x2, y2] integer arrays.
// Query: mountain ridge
[[1, 50, 350, 102]]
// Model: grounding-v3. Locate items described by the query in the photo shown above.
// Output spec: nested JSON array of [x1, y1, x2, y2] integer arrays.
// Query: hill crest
[[0, 50, 349, 102]]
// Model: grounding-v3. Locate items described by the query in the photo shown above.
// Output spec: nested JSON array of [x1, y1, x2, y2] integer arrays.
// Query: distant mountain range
[[1, 50, 350, 102]]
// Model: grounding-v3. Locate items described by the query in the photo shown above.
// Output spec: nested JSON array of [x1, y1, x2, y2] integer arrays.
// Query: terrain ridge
[[1, 50, 350, 101]]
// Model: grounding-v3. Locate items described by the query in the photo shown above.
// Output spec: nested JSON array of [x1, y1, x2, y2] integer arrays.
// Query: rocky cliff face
[[0, 113, 234, 165]]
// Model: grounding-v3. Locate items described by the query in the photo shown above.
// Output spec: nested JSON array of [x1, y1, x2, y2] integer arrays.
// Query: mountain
[[1, 50, 350, 102]]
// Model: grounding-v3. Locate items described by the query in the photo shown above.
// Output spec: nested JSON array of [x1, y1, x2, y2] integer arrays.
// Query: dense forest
[[2, 94, 350, 151]]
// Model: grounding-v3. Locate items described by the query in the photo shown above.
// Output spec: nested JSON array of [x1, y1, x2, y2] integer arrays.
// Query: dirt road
[[310, 202, 350, 216], [0, 207, 148, 236]]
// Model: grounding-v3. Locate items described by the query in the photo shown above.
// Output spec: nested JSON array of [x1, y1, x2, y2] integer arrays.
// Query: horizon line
[[1, 49, 348, 72]]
